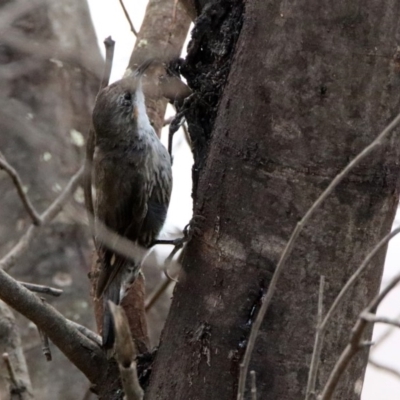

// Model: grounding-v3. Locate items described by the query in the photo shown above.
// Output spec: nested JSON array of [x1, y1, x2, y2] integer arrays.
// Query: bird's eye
[[120, 92, 132, 107]]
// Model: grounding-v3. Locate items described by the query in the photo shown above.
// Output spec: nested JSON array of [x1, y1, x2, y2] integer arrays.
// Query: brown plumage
[[92, 72, 172, 348]]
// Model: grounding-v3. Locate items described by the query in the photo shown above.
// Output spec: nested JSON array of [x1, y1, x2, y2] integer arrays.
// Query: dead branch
[[0, 266, 112, 388], [119, 0, 138, 36], [0, 155, 41, 225], [108, 302, 143, 400], [37, 329, 51, 362], [145, 278, 173, 312], [3, 352, 28, 400], [237, 112, 400, 400], [361, 312, 400, 329], [0, 166, 84, 271], [368, 358, 400, 380], [319, 269, 400, 399], [305, 276, 325, 400], [250, 370, 257, 400], [19, 282, 63, 297]]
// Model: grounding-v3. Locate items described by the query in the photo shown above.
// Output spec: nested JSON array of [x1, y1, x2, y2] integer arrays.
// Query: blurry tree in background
[[1, 0, 400, 400], [0, 0, 101, 398]]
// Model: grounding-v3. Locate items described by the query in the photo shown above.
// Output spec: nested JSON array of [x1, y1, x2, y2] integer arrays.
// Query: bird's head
[[92, 76, 149, 141]]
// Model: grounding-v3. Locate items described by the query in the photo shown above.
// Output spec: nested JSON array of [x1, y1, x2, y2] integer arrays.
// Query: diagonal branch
[[237, 112, 400, 400], [0, 265, 110, 385], [319, 269, 400, 399], [0, 155, 42, 226], [0, 166, 84, 272]]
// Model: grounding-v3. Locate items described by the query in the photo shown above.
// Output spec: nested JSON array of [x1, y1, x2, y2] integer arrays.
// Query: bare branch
[[19, 282, 63, 297], [237, 112, 400, 400], [369, 358, 400, 380], [0, 166, 84, 271], [0, 265, 111, 386], [0, 155, 42, 225], [361, 312, 400, 329], [319, 269, 400, 399], [145, 278, 173, 311], [108, 302, 144, 400], [3, 352, 28, 400], [37, 329, 51, 362], [320, 227, 400, 332], [118, 0, 138, 36], [250, 370, 257, 400], [305, 276, 325, 400]]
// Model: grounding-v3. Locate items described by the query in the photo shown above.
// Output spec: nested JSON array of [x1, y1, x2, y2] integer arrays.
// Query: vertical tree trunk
[[146, 1, 400, 399]]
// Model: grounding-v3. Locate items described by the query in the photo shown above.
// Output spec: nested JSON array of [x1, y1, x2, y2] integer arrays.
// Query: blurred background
[[0, 0, 398, 398]]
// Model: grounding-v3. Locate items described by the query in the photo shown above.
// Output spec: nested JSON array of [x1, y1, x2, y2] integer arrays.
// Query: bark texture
[[146, 1, 400, 399]]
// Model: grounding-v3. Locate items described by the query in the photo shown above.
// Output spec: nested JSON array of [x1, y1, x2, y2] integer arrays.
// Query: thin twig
[[19, 281, 63, 297], [370, 311, 400, 351], [320, 227, 400, 332], [38, 329, 52, 361], [250, 370, 257, 400], [369, 358, 400, 380], [118, 0, 138, 36], [305, 276, 325, 400], [0, 155, 42, 225], [237, 112, 400, 400], [145, 278, 173, 311], [361, 312, 400, 329], [0, 166, 84, 271], [319, 270, 400, 399], [3, 352, 27, 399], [108, 302, 143, 400]]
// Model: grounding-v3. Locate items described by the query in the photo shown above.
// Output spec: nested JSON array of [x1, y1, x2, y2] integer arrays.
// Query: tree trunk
[[146, 1, 400, 399]]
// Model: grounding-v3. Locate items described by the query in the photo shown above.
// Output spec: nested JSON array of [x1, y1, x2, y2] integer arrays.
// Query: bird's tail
[[102, 281, 120, 349]]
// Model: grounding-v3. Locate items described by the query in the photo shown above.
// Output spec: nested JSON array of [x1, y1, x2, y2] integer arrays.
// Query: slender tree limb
[[250, 370, 257, 400], [368, 358, 400, 380], [0, 166, 84, 272], [0, 265, 112, 388], [108, 302, 144, 400], [319, 269, 400, 399], [320, 227, 400, 332], [0, 155, 42, 226], [37, 329, 51, 362], [118, 0, 138, 36], [3, 352, 28, 400], [19, 282, 63, 297], [305, 276, 325, 400], [237, 112, 400, 400], [361, 312, 400, 329], [145, 278, 173, 311]]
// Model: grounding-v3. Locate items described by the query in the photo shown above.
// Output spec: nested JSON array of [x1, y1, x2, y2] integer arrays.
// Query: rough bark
[[146, 1, 400, 400]]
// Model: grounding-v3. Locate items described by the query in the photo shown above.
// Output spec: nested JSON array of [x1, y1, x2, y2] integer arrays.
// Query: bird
[[92, 66, 172, 349]]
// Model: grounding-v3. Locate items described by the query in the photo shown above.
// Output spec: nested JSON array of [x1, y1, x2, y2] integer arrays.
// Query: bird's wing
[[138, 144, 173, 247], [94, 154, 150, 298]]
